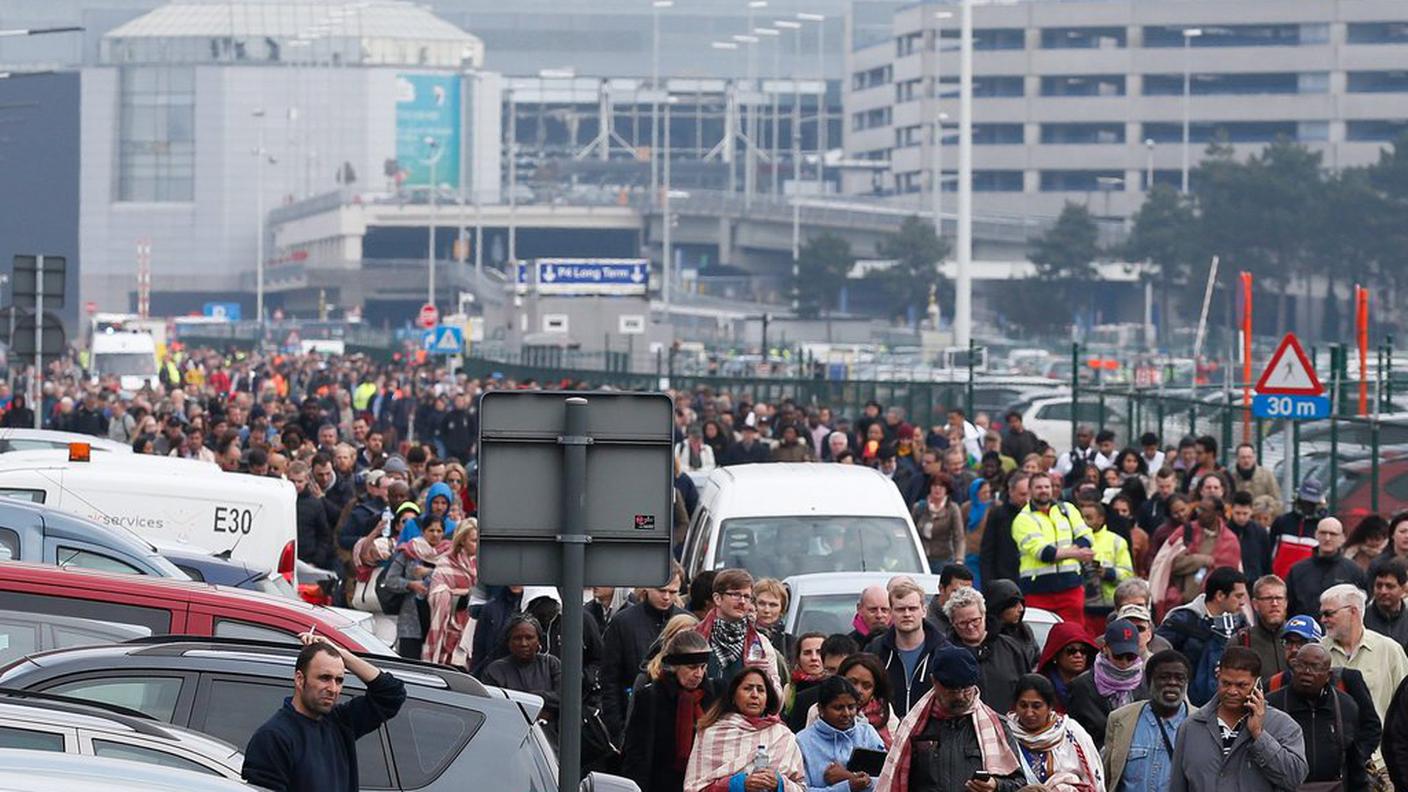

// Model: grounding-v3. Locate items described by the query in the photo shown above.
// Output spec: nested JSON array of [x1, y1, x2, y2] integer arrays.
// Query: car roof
[[0, 562, 355, 628], [0, 449, 220, 475], [0, 501, 185, 577], [0, 749, 255, 792], [155, 547, 265, 587], [782, 571, 943, 598], [0, 693, 239, 760], [0, 429, 131, 454], [703, 463, 911, 519]]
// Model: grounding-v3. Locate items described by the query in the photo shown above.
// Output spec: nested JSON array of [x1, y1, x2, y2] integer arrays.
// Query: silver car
[[0, 749, 257, 791]]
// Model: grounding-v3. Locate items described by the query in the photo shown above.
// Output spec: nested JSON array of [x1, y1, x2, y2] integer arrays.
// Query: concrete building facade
[[842, 0, 1408, 218]]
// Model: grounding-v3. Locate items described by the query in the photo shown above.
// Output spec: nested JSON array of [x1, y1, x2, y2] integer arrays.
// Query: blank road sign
[[476, 391, 675, 587]]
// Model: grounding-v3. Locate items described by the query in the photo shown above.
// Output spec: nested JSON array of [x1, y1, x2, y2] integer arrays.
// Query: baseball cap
[[1115, 604, 1152, 624], [1104, 620, 1141, 656], [1281, 615, 1324, 643], [1298, 478, 1325, 502], [364, 469, 387, 487]]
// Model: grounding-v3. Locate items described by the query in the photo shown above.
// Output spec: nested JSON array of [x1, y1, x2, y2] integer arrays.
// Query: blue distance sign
[[1251, 394, 1330, 420]]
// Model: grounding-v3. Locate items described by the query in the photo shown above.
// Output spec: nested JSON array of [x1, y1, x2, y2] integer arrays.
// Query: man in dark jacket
[[943, 585, 1035, 714], [437, 393, 476, 463], [1227, 491, 1272, 582], [864, 580, 951, 716], [1067, 619, 1148, 749], [1272, 615, 1382, 763], [1248, 574, 1289, 684], [719, 424, 769, 466], [1383, 672, 1408, 792], [600, 567, 687, 737], [978, 473, 1029, 587], [70, 392, 109, 437], [1284, 517, 1365, 618], [1269, 478, 1328, 577], [243, 635, 406, 792], [337, 470, 387, 554], [1365, 558, 1408, 646], [1266, 644, 1370, 790], [290, 461, 334, 570]]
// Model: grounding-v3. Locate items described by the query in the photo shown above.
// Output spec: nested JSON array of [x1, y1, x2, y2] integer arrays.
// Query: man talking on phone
[[1168, 646, 1307, 792], [874, 645, 1024, 792]]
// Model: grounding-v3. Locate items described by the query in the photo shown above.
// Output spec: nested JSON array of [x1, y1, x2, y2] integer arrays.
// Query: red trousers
[[1025, 587, 1086, 628]]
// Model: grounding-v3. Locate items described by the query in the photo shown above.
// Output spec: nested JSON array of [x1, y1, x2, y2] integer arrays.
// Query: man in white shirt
[[1320, 582, 1408, 773]]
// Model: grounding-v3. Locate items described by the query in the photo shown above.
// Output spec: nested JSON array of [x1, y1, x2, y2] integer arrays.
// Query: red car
[[0, 562, 395, 655], [1333, 457, 1408, 534]]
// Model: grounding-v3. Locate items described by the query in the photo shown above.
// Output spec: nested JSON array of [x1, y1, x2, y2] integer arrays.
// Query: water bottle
[[380, 506, 393, 538], [751, 744, 770, 773]]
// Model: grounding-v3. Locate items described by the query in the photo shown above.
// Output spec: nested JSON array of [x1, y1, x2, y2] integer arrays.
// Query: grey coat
[[382, 551, 425, 640], [1168, 699, 1308, 792]]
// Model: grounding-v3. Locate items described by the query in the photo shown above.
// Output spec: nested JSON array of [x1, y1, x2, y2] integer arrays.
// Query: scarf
[[967, 478, 990, 532], [402, 536, 452, 565], [422, 549, 477, 667], [674, 686, 706, 773], [682, 713, 806, 792], [688, 442, 703, 470], [863, 697, 893, 748], [708, 614, 749, 668], [1004, 713, 1099, 792], [874, 688, 1019, 792], [791, 668, 823, 686], [1092, 653, 1144, 709]]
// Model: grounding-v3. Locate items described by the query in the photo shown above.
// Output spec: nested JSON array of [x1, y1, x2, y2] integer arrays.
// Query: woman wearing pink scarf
[[684, 667, 805, 792], [423, 518, 478, 668]]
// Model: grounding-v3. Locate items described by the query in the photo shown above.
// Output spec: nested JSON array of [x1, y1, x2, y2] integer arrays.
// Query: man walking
[[1320, 583, 1408, 754], [864, 580, 951, 716], [1012, 472, 1093, 624], [1365, 559, 1408, 646], [1247, 574, 1289, 684], [1265, 644, 1370, 790], [243, 633, 406, 792], [600, 562, 687, 737], [1167, 647, 1307, 792], [1103, 650, 1192, 792], [1284, 517, 1364, 618]]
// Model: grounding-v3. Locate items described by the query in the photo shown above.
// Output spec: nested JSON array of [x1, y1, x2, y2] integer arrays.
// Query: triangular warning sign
[[432, 329, 461, 354], [1256, 333, 1323, 396]]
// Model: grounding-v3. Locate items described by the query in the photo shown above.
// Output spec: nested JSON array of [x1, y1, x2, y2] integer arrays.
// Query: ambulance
[[0, 446, 297, 582]]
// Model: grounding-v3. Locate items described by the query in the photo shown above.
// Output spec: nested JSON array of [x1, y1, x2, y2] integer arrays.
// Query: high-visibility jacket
[[1012, 500, 1093, 594], [1087, 527, 1134, 609], [353, 381, 378, 411]]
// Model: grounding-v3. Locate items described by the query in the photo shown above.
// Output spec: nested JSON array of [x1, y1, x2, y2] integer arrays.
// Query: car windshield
[[94, 352, 157, 377], [714, 516, 923, 579], [793, 593, 862, 636], [338, 622, 399, 657]]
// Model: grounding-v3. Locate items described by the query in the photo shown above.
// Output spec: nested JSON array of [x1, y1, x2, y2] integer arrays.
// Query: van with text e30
[[0, 448, 296, 583]]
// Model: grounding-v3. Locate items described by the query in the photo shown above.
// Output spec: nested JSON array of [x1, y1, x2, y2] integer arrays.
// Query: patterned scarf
[[1092, 652, 1144, 709], [1004, 713, 1099, 792], [874, 688, 1019, 792], [682, 713, 806, 792], [709, 614, 749, 668], [862, 697, 893, 748], [422, 549, 476, 667]]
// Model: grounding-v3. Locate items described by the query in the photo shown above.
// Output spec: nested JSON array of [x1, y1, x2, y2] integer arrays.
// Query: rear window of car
[[0, 725, 64, 752], [0, 592, 170, 634], [387, 698, 485, 788], [46, 676, 184, 722]]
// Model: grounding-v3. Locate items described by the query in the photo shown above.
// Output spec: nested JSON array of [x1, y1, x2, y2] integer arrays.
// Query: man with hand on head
[[243, 632, 406, 792]]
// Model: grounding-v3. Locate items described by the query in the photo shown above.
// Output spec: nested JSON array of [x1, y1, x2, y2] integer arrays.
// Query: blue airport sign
[[1251, 393, 1330, 420]]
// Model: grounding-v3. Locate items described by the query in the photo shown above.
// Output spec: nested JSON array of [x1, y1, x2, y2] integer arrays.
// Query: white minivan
[[682, 463, 928, 582], [0, 448, 297, 581]]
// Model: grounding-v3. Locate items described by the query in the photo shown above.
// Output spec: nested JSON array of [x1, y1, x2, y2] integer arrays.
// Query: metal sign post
[[32, 256, 42, 430], [477, 390, 673, 792]]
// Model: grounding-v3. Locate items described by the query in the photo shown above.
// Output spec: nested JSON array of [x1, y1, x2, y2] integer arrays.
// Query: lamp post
[[755, 26, 781, 195], [424, 136, 441, 308], [932, 10, 952, 241], [1144, 138, 1155, 191], [954, 0, 973, 347], [777, 18, 803, 309], [253, 108, 268, 337], [651, 0, 673, 206], [797, 12, 826, 190], [662, 96, 675, 308], [1181, 28, 1202, 194]]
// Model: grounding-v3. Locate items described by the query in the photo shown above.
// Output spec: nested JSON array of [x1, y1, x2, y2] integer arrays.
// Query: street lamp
[[252, 108, 270, 337], [932, 10, 953, 241], [777, 18, 804, 303], [662, 96, 678, 308], [755, 26, 782, 194], [423, 136, 442, 308], [1181, 27, 1203, 194], [797, 12, 826, 190], [651, 0, 673, 206]]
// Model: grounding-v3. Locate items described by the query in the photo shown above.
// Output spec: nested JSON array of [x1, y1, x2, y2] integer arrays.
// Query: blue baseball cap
[[1281, 615, 1323, 643]]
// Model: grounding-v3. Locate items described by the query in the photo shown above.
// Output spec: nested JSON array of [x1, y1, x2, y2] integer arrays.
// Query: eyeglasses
[[722, 591, 755, 603], [1062, 646, 1090, 656], [953, 616, 984, 630], [1131, 622, 1150, 633], [1254, 595, 1287, 603], [1320, 606, 1349, 620]]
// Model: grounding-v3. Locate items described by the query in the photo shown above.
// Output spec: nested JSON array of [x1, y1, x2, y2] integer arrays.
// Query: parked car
[[0, 498, 185, 577], [157, 545, 295, 598], [0, 748, 259, 792], [1327, 456, 1408, 534], [781, 571, 1062, 649], [0, 608, 151, 666], [0, 689, 242, 777], [0, 562, 395, 655], [682, 463, 928, 582], [1010, 395, 1128, 452], [0, 637, 640, 792], [0, 429, 130, 455]]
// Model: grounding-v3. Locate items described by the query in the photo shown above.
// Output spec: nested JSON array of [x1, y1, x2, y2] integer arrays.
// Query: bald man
[[1286, 517, 1366, 618], [849, 585, 891, 645]]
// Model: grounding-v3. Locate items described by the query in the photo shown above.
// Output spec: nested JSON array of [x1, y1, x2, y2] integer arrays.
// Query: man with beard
[[1103, 650, 1192, 792], [243, 634, 406, 791], [1248, 574, 1289, 683], [1012, 472, 1093, 625], [695, 568, 781, 692], [1364, 558, 1408, 646]]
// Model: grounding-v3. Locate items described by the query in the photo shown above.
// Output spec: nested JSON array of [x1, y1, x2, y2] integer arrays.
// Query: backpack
[[1162, 612, 1250, 705], [373, 563, 407, 614]]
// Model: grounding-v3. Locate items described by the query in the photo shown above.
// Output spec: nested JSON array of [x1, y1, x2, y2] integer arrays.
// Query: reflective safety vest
[[1012, 500, 1093, 594], [353, 381, 377, 411], [1087, 527, 1134, 608]]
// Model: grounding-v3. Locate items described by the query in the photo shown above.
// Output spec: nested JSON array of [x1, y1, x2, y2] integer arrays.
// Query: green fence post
[[1127, 389, 1136, 441], [1388, 335, 1396, 408], [1157, 400, 1165, 445], [966, 338, 976, 419], [1372, 417, 1381, 514], [1255, 417, 1264, 463], [1329, 347, 1341, 513], [1220, 396, 1233, 468], [1188, 404, 1197, 438], [1292, 420, 1301, 491]]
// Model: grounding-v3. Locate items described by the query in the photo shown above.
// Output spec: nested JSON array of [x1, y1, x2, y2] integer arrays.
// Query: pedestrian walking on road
[[243, 633, 406, 792], [620, 630, 718, 792]]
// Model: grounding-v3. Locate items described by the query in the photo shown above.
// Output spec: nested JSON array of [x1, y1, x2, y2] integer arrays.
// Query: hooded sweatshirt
[[1036, 621, 1098, 713], [398, 481, 459, 544], [796, 716, 887, 792]]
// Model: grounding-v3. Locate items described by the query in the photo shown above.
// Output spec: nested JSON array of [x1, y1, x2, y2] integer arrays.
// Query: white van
[[89, 330, 159, 392], [681, 463, 928, 582], [0, 449, 296, 581]]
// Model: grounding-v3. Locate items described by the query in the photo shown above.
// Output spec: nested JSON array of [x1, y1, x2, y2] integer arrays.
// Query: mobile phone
[[971, 771, 993, 782]]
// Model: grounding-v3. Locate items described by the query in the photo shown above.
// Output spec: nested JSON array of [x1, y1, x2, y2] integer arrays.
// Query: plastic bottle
[[381, 506, 393, 538], [751, 744, 770, 773]]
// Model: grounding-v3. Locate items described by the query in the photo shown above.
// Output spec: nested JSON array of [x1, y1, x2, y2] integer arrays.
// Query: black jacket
[[1267, 685, 1368, 789], [1285, 553, 1365, 618], [978, 501, 1023, 587], [963, 632, 1037, 715], [295, 489, 334, 570], [469, 589, 523, 676], [620, 676, 720, 792], [437, 408, 476, 461], [1227, 519, 1272, 582], [600, 600, 687, 737], [1384, 674, 1408, 792], [242, 671, 406, 792], [720, 440, 770, 466], [1365, 602, 1408, 647], [1065, 669, 1147, 749], [338, 496, 384, 552], [865, 621, 952, 717]]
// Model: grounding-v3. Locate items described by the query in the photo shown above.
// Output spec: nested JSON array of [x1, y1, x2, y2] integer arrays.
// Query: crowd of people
[[16, 346, 1408, 792]]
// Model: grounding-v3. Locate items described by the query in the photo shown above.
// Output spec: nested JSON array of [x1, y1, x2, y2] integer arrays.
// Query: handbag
[[350, 566, 385, 614], [374, 564, 407, 614], [1298, 687, 1347, 792]]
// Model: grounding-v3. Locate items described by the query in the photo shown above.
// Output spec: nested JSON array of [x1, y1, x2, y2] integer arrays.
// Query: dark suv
[[0, 637, 636, 792]]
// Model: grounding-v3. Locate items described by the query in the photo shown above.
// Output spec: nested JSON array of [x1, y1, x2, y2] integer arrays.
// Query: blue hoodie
[[397, 481, 459, 544], [796, 716, 885, 792]]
